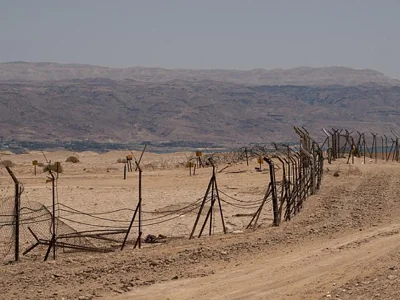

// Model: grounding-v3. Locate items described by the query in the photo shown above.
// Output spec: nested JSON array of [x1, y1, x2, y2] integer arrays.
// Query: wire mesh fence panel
[[0, 194, 15, 262]]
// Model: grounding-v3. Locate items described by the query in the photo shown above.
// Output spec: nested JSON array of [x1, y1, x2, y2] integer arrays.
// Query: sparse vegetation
[[142, 158, 187, 170], [66, 156, 80, 163], [0, 160, 14, 167], [43, 162, 63, 173], [117, 158, 127, 163]]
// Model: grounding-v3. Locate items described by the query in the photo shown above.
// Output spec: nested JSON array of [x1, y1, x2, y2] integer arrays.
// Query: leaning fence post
[[264, 157, 279, 226], [44, 170, 56, 261], [6, 166, 20, 262]]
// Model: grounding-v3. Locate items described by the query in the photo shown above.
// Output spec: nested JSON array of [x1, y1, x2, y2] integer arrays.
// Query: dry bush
[[43, 162, 63, 173], [37, 162, 45, 167], [117, 158, 127, 164], [0, 160, 14, 167], [66, 156, 80, 163]]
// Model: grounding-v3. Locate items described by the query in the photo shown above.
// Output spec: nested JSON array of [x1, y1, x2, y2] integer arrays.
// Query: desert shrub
[[66, 156, 80, 163], [0, 160, 14, 167], [37, 162, 45, 167], [43, 162, 63, 173], [117, 158, 127, 163]]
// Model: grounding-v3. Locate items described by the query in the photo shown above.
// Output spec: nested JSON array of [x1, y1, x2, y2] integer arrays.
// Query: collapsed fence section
[[0, 127, 323, 261], [1, 125, 369, 262]]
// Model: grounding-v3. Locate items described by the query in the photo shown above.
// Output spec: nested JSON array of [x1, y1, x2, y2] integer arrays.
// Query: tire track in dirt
[[113, 163, 400, 300], [114, 224, 400, 300]]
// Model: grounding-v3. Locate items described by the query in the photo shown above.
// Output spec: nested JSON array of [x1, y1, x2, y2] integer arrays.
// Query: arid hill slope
[[1, 63, 400, 150]]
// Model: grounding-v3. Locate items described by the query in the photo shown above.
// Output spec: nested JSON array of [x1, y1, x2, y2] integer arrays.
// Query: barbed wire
[[142, 195, 204, 214], [59, 203, 135, 215], [57, 208, 131, 224], [219, 197, 263, 209], [218, 189, 264, 204], [1, 216, 54, 227], [58, 216, 129, 230], [141, 197, 207, 222], [142, 202, 207, 226]]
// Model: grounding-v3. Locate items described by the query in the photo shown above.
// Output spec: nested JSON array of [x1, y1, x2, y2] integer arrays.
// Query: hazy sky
[[1, 0, 400, 78]]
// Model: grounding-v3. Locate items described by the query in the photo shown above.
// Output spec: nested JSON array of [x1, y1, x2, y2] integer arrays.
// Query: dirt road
[[114, 161, 400, 300], [1, 153, 400, 300], [116, 224, 400, 300]]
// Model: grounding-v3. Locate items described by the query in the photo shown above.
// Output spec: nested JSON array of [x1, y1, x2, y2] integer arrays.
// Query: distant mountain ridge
[[1, 62, 399, 87], [1, 78, 400, 150], [1, 62, 400, 151]]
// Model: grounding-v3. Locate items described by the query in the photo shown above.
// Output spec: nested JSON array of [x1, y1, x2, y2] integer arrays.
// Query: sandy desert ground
[[1, 150, 400, 300]]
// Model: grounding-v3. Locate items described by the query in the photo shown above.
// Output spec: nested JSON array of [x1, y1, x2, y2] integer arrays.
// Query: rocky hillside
[[1, 75, 400, 150]]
